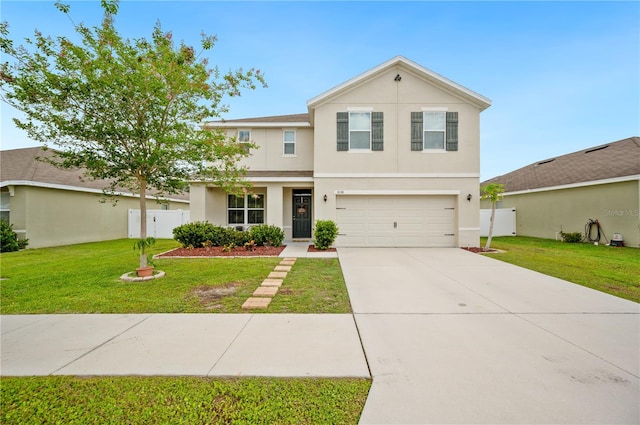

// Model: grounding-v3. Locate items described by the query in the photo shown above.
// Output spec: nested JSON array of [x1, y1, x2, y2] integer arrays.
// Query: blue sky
[[1, 1, 638, 180]]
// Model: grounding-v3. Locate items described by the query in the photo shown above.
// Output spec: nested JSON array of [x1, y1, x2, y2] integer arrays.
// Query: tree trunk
[[139, 178, 147, 269], [485, 202, 496, 250]]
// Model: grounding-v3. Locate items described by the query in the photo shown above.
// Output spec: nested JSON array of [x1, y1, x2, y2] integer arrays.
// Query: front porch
[[189, 172, 315, 241]]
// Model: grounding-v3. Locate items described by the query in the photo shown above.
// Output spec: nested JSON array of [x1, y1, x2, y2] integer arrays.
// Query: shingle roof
[[1, 147, 189, 201], [245, 170, 313, 178], [482, 137, 640, 192], [206, 113, 310, 126]]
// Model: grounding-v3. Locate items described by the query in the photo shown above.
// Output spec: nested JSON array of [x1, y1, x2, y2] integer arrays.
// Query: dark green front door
[[292, 191, 312, 239]]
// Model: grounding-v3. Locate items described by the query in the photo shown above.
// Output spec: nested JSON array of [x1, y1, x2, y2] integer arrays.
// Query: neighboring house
[[190, 56, 491, 247], [1, 147, 189, 248], [481, 137, 640, 247]]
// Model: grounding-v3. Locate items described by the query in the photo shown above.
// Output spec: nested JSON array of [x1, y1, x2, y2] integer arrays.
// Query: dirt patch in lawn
[[191, 282, 242, 309], [158, 246, 286, 257]]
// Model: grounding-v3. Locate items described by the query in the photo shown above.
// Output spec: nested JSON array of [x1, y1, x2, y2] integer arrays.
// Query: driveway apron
[[339, 248, 639, 424]]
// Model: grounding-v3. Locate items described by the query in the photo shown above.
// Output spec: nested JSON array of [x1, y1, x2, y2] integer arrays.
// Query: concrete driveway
[[339, 248, 639, 424]]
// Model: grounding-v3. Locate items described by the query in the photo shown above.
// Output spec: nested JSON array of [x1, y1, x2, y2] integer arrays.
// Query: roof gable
[[482, 137, 640, 192], [306, 56, 492, 112]]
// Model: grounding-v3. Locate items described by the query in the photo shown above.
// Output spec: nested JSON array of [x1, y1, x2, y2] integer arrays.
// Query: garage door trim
[[334, 189, 460, 196]]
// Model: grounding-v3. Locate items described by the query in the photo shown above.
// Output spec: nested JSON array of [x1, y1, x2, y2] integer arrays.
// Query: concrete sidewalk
[[1, 314, 369, 377]]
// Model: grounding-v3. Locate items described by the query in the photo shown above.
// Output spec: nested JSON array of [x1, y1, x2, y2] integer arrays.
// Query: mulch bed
[[158, 245, 286, 257], [461, 247, 500, 254], [307, 245, 337, 253]]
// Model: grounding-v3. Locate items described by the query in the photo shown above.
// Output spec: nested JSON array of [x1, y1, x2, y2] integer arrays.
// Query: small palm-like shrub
[[314, 220, 339, 250]]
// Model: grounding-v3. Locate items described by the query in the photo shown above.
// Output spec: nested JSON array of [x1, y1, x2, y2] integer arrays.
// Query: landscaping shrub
[[560, 231, 583, 243], [0, 219, 28, 252], [250, 224, 285, 247], [233, 229, 252, 246], [314, 220, 339, 250], [173, 222, 258, 248], [172, 221, 216, 248]]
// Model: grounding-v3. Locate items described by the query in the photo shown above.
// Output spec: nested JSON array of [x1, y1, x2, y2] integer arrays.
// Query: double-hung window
[[238, 129, 251, 153], [349, 112, 371, 150], [336, 111, 383, 151], [228, 194, 264, 225], [0, 189, 9, 222], [283, 130, 296, 155], [423, 111, 446, 150], [411, 110, 458, 151]]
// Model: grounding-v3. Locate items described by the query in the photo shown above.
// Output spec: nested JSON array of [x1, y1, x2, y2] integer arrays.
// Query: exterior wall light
[[467, 194, 472, 201], [323, 194, 328, 202]]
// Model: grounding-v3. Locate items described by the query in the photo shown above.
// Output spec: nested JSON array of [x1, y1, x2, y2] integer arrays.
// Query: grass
[[482, 236, 640, 303], [0, 240, 367, 423], [0, 239, 352, 314], [0, 376, 371, 424]]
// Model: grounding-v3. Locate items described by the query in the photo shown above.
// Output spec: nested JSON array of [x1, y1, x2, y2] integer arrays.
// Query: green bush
[[0, 219, 28, 252], [172, 222, 256, 248], [560, 231, 583, 243], [250, 224, 285, 247], [172, 222, 216, 248], [314, 220, 339, 250], [233, 229, 252, 246]]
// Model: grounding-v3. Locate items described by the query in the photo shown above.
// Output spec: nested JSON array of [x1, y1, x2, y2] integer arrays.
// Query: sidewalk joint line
[[49, 314, 153, 375], [206, 314, 254, 376]]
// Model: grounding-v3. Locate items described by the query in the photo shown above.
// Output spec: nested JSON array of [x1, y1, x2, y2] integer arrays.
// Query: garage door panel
[[336, 195, 457, 248]]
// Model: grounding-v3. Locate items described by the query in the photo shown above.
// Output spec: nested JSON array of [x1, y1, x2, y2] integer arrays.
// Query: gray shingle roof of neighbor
[[0, 147, 189, 201], [209, 113, 310, 124], [481, 137, 640, 193]]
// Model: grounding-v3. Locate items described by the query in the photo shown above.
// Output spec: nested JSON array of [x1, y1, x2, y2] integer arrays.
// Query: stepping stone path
[[242, 258, 296, 310]]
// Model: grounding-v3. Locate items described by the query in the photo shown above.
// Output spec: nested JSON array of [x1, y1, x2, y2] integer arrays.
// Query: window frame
[[283, 129, 296, 156], [423, 111, 446, 151], [348, 111, 372, 151], [237, 129, 252, 154], [0, 190, 9, 223], [227, 193, 265, 226]]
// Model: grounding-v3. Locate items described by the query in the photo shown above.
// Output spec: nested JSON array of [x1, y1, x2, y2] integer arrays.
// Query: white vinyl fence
[[128, 209, 190, 239], [480, 208, 516, 237]]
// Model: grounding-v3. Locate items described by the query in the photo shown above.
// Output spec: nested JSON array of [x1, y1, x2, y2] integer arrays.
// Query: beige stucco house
[[190, 56, 491, 247], [1, 147, 189, 248], [481, 137, 640, 247]]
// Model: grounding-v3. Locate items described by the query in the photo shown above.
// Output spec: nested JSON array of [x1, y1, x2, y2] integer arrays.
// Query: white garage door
[[336, 195, 457, 247]]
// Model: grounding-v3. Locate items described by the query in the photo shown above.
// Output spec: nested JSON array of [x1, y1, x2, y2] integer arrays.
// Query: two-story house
[[189, 56, 491, 247]]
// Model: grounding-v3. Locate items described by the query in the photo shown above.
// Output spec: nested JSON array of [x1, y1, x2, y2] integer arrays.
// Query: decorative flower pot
[[136, 266, 154, 277]]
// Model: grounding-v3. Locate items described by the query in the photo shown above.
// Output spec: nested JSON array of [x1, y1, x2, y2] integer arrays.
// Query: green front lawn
[[0, 239, 351, 314], [482, 236, 640, 303], [1, 376, 371, 424]]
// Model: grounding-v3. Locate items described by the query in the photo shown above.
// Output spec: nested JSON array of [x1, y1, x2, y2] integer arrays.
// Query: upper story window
[[336, 111, 383, 152], [238, 129, 251, 153], [423, 111, 446, 149], [411, 111, 458, 152], [283, 130, 296, 155], [349, 112, 371, 150]]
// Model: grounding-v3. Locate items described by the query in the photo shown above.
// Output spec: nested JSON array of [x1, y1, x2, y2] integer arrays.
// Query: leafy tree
[[480, 183, 505, 250], [0, 0, 266, 269]]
